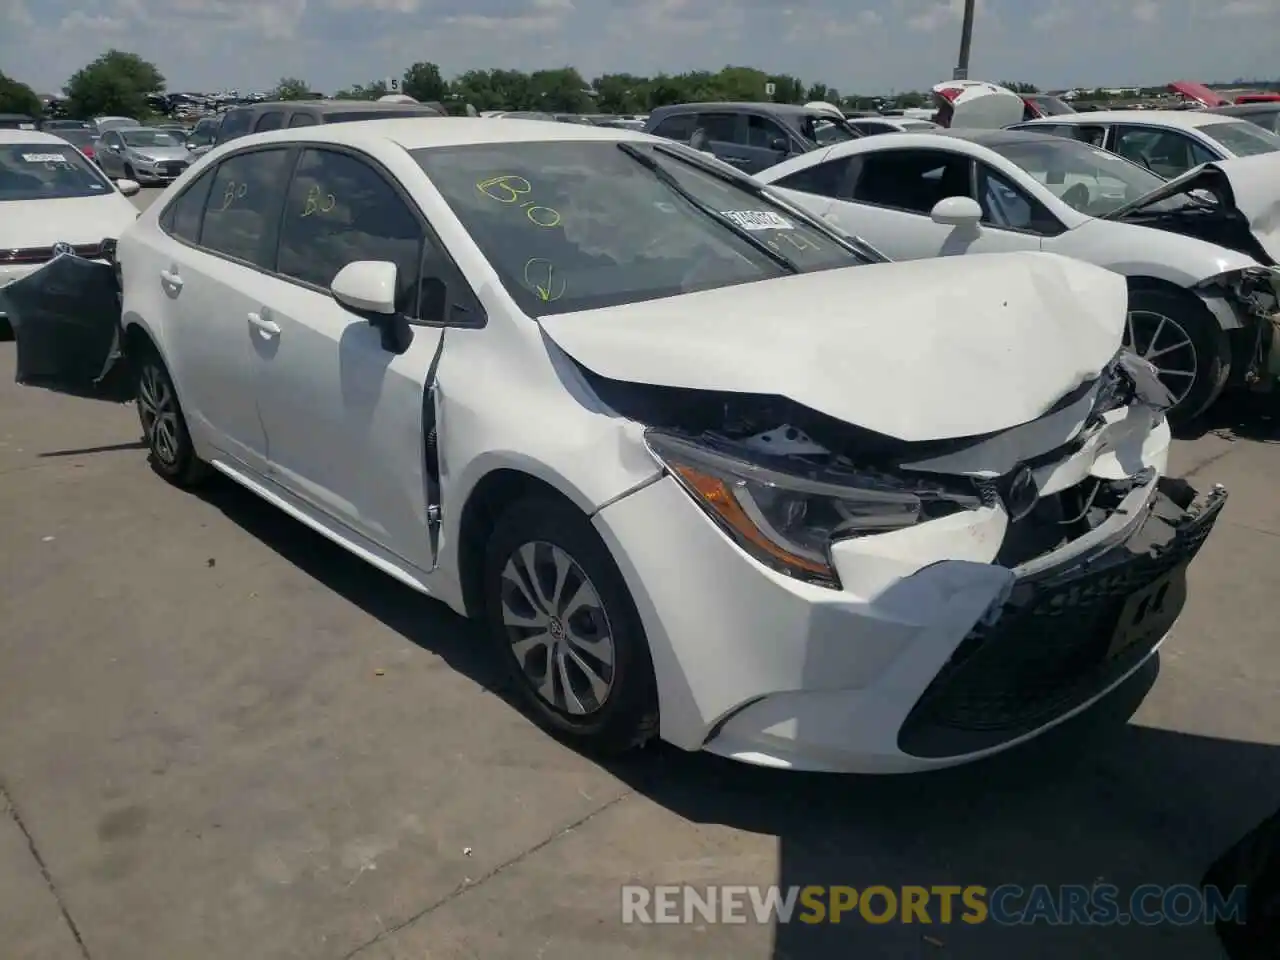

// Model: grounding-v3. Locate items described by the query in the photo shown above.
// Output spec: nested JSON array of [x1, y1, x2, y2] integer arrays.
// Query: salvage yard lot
[[2, 197, 1280, 956]]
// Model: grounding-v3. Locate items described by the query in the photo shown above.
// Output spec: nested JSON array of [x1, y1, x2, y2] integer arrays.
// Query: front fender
[[1057, 219, 1261, 290]]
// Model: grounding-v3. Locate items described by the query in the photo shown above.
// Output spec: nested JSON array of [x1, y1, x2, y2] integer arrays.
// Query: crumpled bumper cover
[[898, 477, 1226, 759]]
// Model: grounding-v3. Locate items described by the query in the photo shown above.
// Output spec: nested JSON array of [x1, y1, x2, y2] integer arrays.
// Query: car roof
[[242, 117, 650, 153], [936, 127, 1068, 147], [1020, 110, 1233, 130], [230, 100, 442, 115], [0, 129, 70, 145], [1207, 103, 1280, 116], [650, 101, 826, 116]]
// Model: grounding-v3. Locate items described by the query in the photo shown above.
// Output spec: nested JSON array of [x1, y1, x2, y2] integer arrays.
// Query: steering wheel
[[1061, 182, 1091, 209]]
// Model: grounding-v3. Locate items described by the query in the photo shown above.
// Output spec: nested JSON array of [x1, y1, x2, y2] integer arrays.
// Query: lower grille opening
[[898, 478, 1224, 760]]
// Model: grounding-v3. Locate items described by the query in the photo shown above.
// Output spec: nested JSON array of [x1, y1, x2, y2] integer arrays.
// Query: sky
[[1, 0, 1277, 97]]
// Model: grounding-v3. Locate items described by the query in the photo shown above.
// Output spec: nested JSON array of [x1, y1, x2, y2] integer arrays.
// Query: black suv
[[211, 100, 444, 149], [644, 102, 861, 174]]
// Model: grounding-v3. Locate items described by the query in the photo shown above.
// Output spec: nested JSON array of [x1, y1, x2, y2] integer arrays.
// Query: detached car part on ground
[[759, 131, 1280, 424], [3, 119, 1228, 773]]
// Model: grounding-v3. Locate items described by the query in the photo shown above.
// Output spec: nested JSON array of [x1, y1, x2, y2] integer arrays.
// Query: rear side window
[[215, 109, 253, 144], [254, 111, 285, 132], [199, 148, 293, 266], [651, 114, 694, 140], [320, 110, 437, 123], [288, 113, 318, 128], [696, 113, 740, 143], [161, 169, 216, 243]]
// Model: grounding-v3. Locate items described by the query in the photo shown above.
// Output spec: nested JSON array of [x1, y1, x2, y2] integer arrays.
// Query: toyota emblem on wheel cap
[[51, 242, 74, 258]]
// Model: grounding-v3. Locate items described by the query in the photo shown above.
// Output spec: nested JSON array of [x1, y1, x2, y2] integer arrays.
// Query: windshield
[[1198, 120, 1280, 157], [413, 140, 866, 316], [55, 130, 93, 147], [121, 129, 182, 147], [987, 137, 1174, 217], [0, 144, 114, 201]]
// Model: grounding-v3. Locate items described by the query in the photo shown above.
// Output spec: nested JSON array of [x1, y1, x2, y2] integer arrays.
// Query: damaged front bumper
[[593, 430, 1224, 773], [898, 475, 1225, 760]]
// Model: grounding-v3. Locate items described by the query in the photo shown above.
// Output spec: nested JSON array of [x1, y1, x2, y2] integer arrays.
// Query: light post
[[954, 0, 976, 80]]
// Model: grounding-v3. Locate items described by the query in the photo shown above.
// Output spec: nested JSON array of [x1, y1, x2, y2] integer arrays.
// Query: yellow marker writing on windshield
[[477, 174, 562, 227], [302, 183, 336, 217], [523, 259, 565, 302]]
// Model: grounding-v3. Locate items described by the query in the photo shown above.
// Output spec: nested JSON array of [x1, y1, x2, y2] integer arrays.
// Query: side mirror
[[770, 137, 789, 153], [930, 196, 983, 227], [331, 260, 398, 315], [185, 142, 196, 149], [115, 179, 141, 197]]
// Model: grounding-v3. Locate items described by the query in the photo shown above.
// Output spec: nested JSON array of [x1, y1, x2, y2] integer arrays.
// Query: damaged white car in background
[[3, 120, 1227, 773], [758, 130, 1280, 424]]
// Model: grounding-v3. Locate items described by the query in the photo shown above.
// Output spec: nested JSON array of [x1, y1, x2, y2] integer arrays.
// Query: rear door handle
[[159, 269, 183, 291], [248, 311, 281, 337]]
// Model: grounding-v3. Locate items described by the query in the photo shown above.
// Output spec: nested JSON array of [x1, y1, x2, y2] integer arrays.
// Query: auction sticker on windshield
[[22, 153, 72, 163], [720, 210, 794, 231]]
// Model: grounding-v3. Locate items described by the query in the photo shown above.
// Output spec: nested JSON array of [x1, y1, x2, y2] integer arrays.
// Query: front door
[[252, 146, 443, 570]]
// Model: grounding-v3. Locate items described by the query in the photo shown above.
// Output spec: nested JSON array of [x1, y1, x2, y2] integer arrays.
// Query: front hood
[[0, 196, 137, 250], [1102, 154, 1280, 263], [541, 252, 1128, 442], [1168, 80, 1230, 108], [132, 147, 189, 162], [931, 80, 1026, 129]]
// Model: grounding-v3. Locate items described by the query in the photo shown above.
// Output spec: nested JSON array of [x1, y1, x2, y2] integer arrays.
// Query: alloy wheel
[[137, 362, 180, 466], [1124, 309, 1199, 408], [499, 541, 616, 716]]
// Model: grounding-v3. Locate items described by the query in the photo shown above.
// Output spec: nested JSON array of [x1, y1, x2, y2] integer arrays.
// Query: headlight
[[645, 429, 983, 589]]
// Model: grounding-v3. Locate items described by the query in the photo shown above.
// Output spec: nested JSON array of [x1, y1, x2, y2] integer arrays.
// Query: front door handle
[[159, 269, 183, 291], [248, 311, 281, 337]]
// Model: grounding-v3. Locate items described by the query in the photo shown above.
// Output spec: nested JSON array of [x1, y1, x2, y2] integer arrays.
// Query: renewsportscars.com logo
[[621, 884, 1249, 926]]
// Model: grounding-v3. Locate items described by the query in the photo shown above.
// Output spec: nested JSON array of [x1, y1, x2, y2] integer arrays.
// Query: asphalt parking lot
[[2, 186, 1279, 959]]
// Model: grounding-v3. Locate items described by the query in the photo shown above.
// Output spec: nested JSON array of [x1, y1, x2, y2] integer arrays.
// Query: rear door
[[148, 147, 294, 472], [693, 112, 750, 171]]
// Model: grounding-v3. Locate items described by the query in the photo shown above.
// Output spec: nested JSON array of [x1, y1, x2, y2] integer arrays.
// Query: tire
[[1126, 287, 1231, 425], [482, 496, 659, 755], [133, 344, 211, 487]]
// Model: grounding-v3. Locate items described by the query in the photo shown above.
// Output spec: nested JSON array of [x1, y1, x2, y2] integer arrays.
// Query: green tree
[[402, 62, 447, 103], [272, 77, 311, 101], [65, 50, 165, 120], [999, 80, 1040, 94], [0, 70, 40, 117], [333, 81, 387, 100], [527, 67, 592, 112]]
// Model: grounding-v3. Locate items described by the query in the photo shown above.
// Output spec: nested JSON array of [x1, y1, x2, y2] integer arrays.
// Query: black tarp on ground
[[0, 253, 133, 401]]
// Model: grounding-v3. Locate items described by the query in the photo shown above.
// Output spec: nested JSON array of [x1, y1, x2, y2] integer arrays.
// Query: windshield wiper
[[615, 141, 798, 273]]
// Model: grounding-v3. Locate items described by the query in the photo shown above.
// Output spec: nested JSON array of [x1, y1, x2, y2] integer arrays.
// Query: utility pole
[[954, 0, 976, 80]]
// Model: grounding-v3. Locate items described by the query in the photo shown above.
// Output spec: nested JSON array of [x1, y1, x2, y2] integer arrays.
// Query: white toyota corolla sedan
[[94, 119, 1224, 773], [0, 129, 141, 325]]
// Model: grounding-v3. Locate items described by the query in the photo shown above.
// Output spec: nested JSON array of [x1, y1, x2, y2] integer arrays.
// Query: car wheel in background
[[1126, 286, 1231, 425], [133, 343, 211, 487], [483, 495, 659, 754]]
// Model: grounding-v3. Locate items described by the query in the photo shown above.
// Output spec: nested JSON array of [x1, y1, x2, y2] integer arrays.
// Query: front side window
[[851, 149, 972, 214], [276, 149, 424, 314], [199, 149, 293, 265], [695, 113, 740, 143], [986, 137, 1168, 217], [1198, 120, 1280, 157], [413, 140, 866, 316], [746, 115, 790, 150], [215, 110, 253, 143], [1113, 127, 1216, 177], [0, 144, 115, 201], [976, 166, 1060, 234], [288, 113, 318, 128], [800, 115, 856, 145]]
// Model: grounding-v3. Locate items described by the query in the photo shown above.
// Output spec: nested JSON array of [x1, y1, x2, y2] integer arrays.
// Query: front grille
[[898, 480, 1225, 759], [0, 242, 105, 265], [159, 162, 186, 176]]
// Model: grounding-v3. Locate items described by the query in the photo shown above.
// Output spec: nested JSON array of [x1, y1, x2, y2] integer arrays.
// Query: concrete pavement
[[0, 185, 1276, 959]]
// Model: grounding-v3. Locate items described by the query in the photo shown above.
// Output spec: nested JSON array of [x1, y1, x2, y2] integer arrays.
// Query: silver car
[[96, 127, 194, 184]]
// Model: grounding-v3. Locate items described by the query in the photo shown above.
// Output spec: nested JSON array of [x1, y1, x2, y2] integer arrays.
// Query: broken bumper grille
[[899, 479, 1226, 759]]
